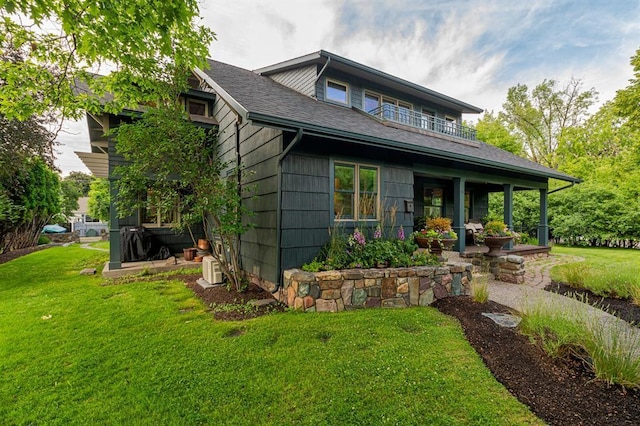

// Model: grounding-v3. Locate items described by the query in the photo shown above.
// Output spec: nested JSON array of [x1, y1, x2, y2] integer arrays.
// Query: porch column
[[538, 188, 549, 246], [453, 177, 466, 252], [108, 178, 121, 270], [503, 183, 514, 250]]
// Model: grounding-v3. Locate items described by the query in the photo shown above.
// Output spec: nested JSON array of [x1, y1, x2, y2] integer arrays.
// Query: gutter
[[548, 182, 576, 194], [273, 128, 304, 293]]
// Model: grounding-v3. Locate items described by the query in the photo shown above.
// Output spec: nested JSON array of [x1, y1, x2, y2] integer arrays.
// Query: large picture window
[[334, 162, 379, 221]]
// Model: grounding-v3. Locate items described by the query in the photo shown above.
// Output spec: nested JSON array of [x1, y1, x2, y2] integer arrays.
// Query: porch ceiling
[[75, 151, 108, 178]]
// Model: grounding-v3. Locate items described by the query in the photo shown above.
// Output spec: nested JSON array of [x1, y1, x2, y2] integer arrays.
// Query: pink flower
[[374, 225, 382, 239], [353, 228, 365, 245], [397, 226, 405, 241]]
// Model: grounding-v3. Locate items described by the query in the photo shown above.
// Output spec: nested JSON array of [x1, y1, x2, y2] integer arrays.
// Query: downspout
[[236, 121, 242, 268], [273, 128, 304, 293], [312, 57, 331, 96], [548, 182, 575, 195]]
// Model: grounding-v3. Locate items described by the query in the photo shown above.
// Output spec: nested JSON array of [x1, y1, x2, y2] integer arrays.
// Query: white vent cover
[[202, 255, 224, 284]]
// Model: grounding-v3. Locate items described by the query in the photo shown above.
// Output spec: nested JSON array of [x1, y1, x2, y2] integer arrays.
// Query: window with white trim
[[187, 99, 208, 116], [326, 79, 349, 104], [333, 162, 379, 221]]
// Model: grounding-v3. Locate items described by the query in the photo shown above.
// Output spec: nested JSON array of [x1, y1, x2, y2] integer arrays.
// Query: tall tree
[[0, 0, 215, 121], [615, 47, 640, 130], [474, 111, 523, 155], [501, 78, 597, 168]]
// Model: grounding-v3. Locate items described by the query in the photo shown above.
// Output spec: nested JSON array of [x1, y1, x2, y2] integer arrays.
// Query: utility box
[[202, 255, 224, 284]]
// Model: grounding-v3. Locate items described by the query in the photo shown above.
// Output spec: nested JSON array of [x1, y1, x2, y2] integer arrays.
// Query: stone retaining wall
[[460, 253, 526, 284], [280, 263, 473, 313]]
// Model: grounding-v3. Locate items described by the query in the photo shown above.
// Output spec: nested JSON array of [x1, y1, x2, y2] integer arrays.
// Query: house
[[70, 197, 108, 238], [77, 50, 579, 289]]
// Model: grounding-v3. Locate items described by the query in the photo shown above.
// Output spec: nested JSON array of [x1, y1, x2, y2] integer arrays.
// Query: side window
[[326, 79, 349, 104]]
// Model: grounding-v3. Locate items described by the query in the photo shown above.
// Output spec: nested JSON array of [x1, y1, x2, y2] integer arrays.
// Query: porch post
[[503, 183, 514, 250], [453, 177, 466, 252], [538, 188, 549, 246], [108, 178, 121, 270]]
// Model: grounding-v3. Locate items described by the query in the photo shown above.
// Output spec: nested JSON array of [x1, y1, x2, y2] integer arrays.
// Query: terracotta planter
[[484, 236, 513, 256], [183, 247, 197, 261], [414, 236, 430, 249], [428, 238, 457, 257], [197, 239, 210, 251]]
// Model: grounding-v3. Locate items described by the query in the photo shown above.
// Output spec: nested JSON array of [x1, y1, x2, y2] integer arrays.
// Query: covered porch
[[412, 163, 552, 253]]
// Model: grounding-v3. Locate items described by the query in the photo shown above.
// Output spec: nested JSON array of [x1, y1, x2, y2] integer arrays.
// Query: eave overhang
[[245, 111, 580, 184]]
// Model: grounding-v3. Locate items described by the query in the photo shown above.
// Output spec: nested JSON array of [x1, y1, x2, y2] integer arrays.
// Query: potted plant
[[412, 217, 458, 257], [478, 220, 515, 256]]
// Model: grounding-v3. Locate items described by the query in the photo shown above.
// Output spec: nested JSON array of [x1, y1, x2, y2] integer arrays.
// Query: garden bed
[[434, 296, 640, 425]]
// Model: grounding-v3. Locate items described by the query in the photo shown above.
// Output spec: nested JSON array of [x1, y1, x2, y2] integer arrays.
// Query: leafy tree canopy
[[501, 78, 597, 168], [474, 111, 523, 155], [0, 0, 215, 120], [88, 178, 109, 223]]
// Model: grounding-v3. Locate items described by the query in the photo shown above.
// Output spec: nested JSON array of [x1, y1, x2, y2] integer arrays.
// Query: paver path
[[522, 253, 584, 289]]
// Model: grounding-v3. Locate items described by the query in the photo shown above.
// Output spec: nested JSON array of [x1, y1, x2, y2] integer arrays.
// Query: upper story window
[[326, 79, 349, 104], [334, 162, 379, 221], [187, 99, 208, 116], [364, 92, 380, 113]]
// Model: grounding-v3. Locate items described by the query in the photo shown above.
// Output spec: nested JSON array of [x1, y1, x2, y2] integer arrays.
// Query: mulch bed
[[433, 296, 640, 425], [183, 274, 287, 321], [545, 281, 640, 325]]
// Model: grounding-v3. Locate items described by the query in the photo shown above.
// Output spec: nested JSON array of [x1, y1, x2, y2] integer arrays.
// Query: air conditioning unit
[[202, 255, 224, 284]]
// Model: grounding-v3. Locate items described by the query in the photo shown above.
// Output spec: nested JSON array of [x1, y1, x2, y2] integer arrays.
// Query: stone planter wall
[[280, 262, 473, 313], [491, 255, 525, 284]]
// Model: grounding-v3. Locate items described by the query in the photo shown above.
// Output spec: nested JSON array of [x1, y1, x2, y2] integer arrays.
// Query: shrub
[[37, 235, 51, 245], [519, 295, 640, 388]]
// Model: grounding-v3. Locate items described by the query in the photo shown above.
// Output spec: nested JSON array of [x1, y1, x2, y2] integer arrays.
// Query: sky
[[57, 0, 640, 175]]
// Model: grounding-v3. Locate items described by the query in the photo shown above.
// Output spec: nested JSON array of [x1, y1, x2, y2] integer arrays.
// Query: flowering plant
[[412, 217, 458, 242], [480, 220, 514, 238]]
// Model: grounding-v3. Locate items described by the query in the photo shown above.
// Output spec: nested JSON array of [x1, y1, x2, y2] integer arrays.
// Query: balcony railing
[[367, 104, 477, 141]]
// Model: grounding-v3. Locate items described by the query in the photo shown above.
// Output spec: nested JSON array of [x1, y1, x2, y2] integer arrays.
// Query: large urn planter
[[415, 237, 457, 259], [484, 236, 513, 257]]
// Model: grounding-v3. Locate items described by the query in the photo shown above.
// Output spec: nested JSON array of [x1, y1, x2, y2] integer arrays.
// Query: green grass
[[0, 245, 542, 425], [520, 294, 640, 388], [87, 240, 109, 250], [551, 246, 640, 299]]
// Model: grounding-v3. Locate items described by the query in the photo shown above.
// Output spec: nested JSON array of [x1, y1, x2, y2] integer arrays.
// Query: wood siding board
[[281, 174, 329, 193], [268, 65, 317, 97], [243, 175, 278, 196], [281, 210, 329, 229], [281, 247, 321, 270], [281, 191, 329, 211], [281, 228, 328, 248], [282, 154, 329, 176], [243, 193, 278, 213]]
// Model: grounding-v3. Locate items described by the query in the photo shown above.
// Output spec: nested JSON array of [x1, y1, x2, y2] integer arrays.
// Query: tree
[[0, 0, 215, 121], [113, 105, 254, 291], [65, 172, 94, 197], [88, 178, 110, 223], [474, 111, 522, 155], [501, 79, 597, 168], [615, 47, 640, 130], [0, 158, 60, 253]]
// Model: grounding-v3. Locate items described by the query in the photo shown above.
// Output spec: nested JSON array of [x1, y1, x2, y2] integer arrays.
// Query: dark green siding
[[268, 65, 317, 97], [280, 153, 330, 270], [236, 119, 282, 284]]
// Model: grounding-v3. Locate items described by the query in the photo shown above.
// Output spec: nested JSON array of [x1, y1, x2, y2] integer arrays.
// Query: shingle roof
[[201, 59, 579, 183]]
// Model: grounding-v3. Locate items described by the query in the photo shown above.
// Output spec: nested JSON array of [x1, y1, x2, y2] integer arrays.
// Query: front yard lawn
[[0, 245, 541, 424]]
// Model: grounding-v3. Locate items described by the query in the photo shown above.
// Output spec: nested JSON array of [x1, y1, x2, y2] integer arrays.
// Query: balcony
[[367, 104, 477, 141]]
